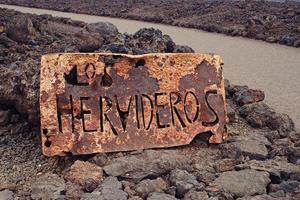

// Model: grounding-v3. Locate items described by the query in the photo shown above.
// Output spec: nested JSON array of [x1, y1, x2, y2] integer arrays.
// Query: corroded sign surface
[[40, 53, 226, 156]]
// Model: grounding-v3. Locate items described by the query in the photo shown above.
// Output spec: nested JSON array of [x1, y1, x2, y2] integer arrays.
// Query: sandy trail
[[1, 4, 300, 128]]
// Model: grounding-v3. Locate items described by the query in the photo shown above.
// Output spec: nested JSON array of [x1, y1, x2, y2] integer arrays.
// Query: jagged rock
[[183, 190, 208, 200], [169, 169, 200, 197], [30, 173, 66, 200], [238, 102, 294, 134], [239, 102, 273, 128], [233, 88, 265, 106], [223, 134, 270, 160], [266, 113, 295, 134], [103, 150, 191, 182], [134, 178, 167, 198], [211, 169, 270, 197], [6, 15, 36, 43], [147, 192, 177, 200], [64, 160, 103, 192], [128, 28, 176, 53], [235, 159, 300, 183], [0, 190, 13, 200], [0, 35, 16, 48]]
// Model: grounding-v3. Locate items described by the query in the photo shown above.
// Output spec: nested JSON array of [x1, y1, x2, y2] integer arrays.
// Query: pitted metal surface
[[40, 53, 227, 156]]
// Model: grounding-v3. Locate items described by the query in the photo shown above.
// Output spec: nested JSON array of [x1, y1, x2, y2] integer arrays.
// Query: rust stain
[[40, 53, 227, 156]]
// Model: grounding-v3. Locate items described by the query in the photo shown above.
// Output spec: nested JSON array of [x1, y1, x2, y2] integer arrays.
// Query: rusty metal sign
[[40, 53, 227, 156]]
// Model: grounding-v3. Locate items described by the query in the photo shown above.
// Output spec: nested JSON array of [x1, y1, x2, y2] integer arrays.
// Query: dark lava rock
[[30, 173, 66, 200], [169, 169, 200, 197], [0, 34, 16, 48], [266, 113, 295, 134], [147, 192, 177, 200], [0, 110, 11, 126], [86, 22, 119, 38], [103, 150, 191, 182], [226, 103, 236, 123], [239, 102, 279, 129], [6, 16, 36, 43], [233, 88, 265, 106], [210, 169, 270, 198], [129, 28, 176, 53], [279, 36, 296, 46], [134, 178, 167, 198], [279, 181, 300, 193]]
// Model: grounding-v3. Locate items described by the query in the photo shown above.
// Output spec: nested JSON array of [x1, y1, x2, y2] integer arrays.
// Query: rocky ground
[[0, 0, 300, 48], [0, 7, 300, 200]]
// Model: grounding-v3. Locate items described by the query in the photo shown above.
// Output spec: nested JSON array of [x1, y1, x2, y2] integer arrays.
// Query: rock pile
[[0, 8, 299, 200], [1, 0, 300, 47]]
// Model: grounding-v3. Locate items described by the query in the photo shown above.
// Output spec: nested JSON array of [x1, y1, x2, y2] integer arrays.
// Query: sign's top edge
[[41, 52, 223, 65], [41, 52, 220, 58]]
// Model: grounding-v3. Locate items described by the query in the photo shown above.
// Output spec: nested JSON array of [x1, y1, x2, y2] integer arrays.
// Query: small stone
[[280, 36, 295, 46], [169, 169, 200, 197], [269, 190, 285, 198], [0, 190, 13, 200], [64, 160, 103, 191], [147, 192, 177, 200], [30, 173, 66, 200], [294, 40, 300, 47], [184, 190, 208, 200], [91, 177, 128, 200], [266, 36, 276, 43], [0, 110, 11, 126], [134, 178, 167, 198], [214, 159, 237, 173], [226, 104, 236, 123], [233, 89, 264, 106], [6, 16, 36, 43], [211, 169, 270, 197], [91, 153, 108, 166]]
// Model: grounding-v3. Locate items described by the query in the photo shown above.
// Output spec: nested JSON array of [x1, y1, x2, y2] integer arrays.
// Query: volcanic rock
[[0, 110, 10, 126], [30, 173, 66, 200], [211, 169, 271, 197], [183, 191, 208, 200], [103, 150, 191, 182], [64, 160, 103, 192], [233, 88, 265, 106], [147, 192, 177, 200], [169, 169, 200, 197], [6, 16, 36, 43], [134, 178, 167, 198]]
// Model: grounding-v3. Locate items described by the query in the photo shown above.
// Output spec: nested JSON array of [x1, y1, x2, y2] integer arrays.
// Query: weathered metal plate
[[40, 53, 226, 156]]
